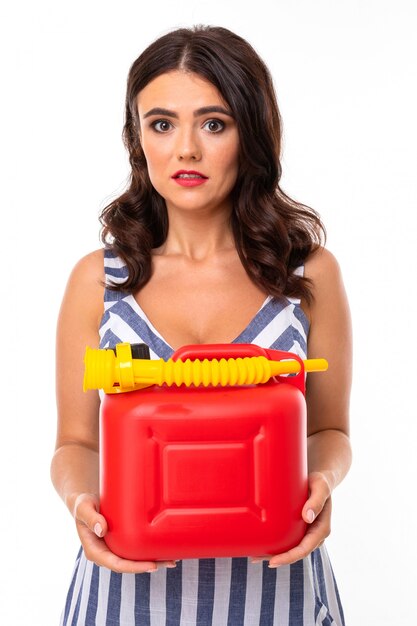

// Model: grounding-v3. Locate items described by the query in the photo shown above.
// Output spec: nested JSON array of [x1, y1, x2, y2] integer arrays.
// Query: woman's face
[[136, 70, 240, 216]]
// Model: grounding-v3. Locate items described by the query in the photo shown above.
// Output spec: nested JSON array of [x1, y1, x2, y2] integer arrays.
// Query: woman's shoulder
[[63, 249, 105, 303], [69, 248, 105, 278], [57, 249, 106, 336], [303, 246, 350, 324], [304, 246, 343, 287]]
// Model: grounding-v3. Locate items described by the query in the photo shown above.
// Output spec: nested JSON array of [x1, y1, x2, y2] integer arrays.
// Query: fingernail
[[146, 568, 157, 573], [94, 522, 103, 537], [268, 563, 281, 569], [306, 509, 315, 523], [166, 562, 177, 568]]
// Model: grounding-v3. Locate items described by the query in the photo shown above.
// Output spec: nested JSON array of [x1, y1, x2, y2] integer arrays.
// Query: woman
[[52, 25, 352, 626]]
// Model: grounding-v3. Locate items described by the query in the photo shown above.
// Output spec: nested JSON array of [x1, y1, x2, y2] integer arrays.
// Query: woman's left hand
[[251, 471, 332, 567]]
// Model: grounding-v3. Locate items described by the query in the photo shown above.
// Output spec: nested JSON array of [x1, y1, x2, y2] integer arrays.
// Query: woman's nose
[[176, 129, 202, 161]]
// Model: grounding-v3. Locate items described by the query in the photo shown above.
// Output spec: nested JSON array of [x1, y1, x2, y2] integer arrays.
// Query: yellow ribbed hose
[[83, 344, 328, 393]]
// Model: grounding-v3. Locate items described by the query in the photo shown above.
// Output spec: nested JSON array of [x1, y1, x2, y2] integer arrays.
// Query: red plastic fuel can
[[99, 343, 308, 560]]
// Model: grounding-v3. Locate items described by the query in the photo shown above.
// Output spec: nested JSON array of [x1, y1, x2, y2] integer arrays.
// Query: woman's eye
[[203, 119, 225, 133], [152, 120, 172, 133]]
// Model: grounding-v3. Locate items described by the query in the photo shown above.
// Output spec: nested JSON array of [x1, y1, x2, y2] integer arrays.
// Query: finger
[[250, 556, 269, 563], [302, 474, 332, 524], [268, 503, 331, 568], [77, 523, 177, 574], [74, 494, 108, 538], [268, 531, 323, 567]]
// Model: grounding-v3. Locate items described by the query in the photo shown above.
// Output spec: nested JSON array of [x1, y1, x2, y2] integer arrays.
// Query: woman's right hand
[[73, 493, 177, 574]]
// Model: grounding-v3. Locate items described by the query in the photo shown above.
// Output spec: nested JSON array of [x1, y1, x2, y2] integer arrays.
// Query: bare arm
[[51, 251, 103, 514], [302, 247, 352, 555], [305, 246, 352, 488], [51, 250, 175, 573], [266, 247, 352, 566]]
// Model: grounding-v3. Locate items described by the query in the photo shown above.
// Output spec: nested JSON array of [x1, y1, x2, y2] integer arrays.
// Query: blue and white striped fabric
[[60, 249, 345, 626]]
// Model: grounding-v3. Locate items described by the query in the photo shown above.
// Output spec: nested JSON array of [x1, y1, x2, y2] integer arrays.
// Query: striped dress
[[60, 250, 345, 626]]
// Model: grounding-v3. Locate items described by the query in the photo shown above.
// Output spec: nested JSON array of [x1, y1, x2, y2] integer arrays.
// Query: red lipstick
[[172, 170, 208, 187]]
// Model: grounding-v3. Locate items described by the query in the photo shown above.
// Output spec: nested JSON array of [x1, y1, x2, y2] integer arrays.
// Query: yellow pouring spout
[[84, 343, 328, 394]]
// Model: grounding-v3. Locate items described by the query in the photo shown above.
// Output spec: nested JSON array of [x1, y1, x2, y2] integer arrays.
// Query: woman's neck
[[155, 206, 235, 261]]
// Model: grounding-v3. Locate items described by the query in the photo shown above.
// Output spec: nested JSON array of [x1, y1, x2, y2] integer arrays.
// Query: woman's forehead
[[136, 70, 228, 115]]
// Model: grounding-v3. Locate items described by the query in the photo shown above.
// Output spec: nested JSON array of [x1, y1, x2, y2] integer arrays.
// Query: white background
[[1, 1, 416, 624]]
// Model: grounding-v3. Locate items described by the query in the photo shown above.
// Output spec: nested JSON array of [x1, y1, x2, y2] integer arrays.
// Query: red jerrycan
[[99, 343, 308, 561]]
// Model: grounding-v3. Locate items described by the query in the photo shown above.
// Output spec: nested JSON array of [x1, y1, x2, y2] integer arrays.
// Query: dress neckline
[[125, 293, 274, 352]]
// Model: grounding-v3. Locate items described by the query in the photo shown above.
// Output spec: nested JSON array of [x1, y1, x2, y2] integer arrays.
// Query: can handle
[[172, 343, 305, 394], [264, 348, 305, 394], [172, 343, 270, 361]]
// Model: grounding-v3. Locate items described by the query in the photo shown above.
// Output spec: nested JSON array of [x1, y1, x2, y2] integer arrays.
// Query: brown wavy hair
[[100, 25, 325, 302]]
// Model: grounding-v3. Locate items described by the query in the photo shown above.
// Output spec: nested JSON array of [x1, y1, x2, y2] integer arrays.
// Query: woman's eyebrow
[[143, 105, 233, 119], [194, 105, 233, 117]]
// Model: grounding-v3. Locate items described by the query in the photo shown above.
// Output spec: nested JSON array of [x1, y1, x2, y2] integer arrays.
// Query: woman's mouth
[[172, 170, 209, 187]]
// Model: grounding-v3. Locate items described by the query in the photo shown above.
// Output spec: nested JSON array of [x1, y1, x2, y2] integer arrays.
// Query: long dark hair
[[100, 25, 325, 302]]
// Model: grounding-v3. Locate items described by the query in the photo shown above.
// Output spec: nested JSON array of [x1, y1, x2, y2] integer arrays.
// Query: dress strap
[[103, 249, 128, 309]]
